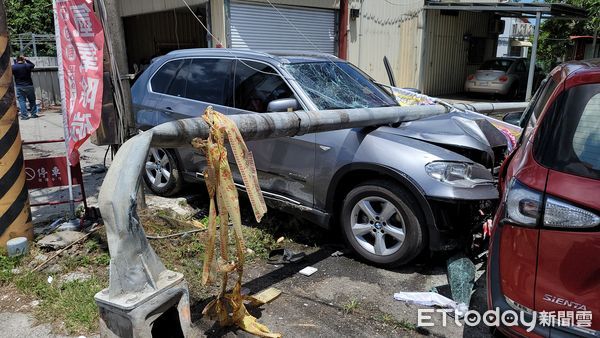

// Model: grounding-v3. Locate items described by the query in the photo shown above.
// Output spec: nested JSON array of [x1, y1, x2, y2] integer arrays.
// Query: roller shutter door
[[230, 2, 336, 55]]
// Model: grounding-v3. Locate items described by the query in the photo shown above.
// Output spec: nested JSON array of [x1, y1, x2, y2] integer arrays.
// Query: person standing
[[12, 55, 38, 119]]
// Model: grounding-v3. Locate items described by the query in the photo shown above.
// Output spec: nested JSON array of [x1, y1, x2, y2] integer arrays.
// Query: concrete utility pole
[[94, 101, 527, 335], [0, 3, 33, 248]]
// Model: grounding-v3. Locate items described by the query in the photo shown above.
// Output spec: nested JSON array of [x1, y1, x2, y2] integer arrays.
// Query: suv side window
[[232, 60, 294, 113], [166, 59, 191, 97], [535, 83, 600, 180], [150, 59, 184, 94], [186, 58, 233, 105]]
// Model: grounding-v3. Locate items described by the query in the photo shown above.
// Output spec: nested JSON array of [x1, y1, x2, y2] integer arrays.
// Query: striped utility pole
[[0, 4, 33, 248]]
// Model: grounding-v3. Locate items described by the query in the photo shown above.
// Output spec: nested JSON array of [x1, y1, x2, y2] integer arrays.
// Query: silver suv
[[132, 49, 507, 266]]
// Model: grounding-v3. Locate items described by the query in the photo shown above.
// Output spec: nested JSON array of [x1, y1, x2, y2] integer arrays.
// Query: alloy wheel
[[349, 196, 406, 256], [145, 148, 172, 189]]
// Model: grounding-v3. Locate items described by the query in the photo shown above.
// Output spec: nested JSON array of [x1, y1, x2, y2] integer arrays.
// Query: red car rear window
[[535, 83, 600, 180]]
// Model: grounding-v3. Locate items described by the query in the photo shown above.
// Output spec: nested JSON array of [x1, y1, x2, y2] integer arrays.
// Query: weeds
[[15, 272, 105, 334], [242, 226, 276, 259], [375, 313, 417, 331], [0, 254, 21, 284], [343, 299, 360, 315]]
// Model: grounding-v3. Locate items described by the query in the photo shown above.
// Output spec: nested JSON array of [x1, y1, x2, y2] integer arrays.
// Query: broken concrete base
[[37, 231, 85, 249], [95, 273, 191, 338]]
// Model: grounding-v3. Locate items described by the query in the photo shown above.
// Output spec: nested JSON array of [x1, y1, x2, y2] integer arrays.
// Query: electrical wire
[[179, 0, 282, 77]]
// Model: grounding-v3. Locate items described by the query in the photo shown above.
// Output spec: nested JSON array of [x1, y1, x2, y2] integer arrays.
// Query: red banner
[[53, 0, 104, 164]]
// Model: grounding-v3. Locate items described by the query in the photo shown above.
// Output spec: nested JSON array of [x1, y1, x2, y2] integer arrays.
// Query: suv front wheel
[[341, 180, 425, 266], [143, 148, 182, 196]]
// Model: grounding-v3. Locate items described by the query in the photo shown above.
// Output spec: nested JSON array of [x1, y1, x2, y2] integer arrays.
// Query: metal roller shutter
[[230, 2, 336, 55]]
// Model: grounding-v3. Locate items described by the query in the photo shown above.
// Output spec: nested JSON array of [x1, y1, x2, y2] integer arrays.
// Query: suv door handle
[[165, 106, 173, 111]]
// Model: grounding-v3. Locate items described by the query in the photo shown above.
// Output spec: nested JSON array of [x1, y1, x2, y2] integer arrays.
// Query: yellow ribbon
[[192, 107, 279, 338]]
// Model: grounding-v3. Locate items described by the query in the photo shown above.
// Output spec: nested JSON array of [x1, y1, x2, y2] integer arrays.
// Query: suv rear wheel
[[143, 148, 182, 196], [341, 180, 425, 266]]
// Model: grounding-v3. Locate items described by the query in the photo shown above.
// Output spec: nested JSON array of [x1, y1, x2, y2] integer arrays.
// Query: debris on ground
[[37, 231, 85, 250], [6, 237, 28, 257], [330, 250, 345, 257], [446, 252, 476, 315], [252, 288, 282, 304], [299, 266, 318, 276], [393, 292, 467, 316], [267, 248, 306, 265], [59, 272, 92, 284]]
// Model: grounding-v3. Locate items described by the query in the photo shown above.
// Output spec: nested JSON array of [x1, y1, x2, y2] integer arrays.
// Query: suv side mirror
[[267, 98, 299, 112]]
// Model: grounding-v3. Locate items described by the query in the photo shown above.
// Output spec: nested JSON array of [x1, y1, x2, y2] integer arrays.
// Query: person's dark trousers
[[16, 85, 38, 118]]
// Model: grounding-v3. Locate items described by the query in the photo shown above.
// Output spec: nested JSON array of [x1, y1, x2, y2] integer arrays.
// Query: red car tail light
[[504, 179, 542, 227], [467, 74, 475, 81], [504, 179, 600, 229], [499, 75, 509, 82], [543, 196, 600, 228]]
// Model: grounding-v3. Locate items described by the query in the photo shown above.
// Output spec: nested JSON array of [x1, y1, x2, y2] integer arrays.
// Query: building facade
[[118, 0, 502, 96], [496, 17, 533, 58]]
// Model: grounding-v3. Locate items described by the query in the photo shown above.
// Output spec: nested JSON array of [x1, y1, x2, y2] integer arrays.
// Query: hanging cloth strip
[[192, 106, 279, 338]]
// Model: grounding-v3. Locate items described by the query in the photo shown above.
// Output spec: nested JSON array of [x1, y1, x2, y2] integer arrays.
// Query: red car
[[487, 59, 600, 337]]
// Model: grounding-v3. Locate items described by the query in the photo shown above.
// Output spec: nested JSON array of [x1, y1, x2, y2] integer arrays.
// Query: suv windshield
[[284, 62, 397, 110], [479, 59, 513, 72]]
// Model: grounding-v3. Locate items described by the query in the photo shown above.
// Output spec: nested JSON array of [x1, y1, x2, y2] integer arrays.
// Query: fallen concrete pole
[[95, 102, 526, 335]]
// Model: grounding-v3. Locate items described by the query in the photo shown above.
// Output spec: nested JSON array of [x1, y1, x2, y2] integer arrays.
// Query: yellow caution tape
[[192, 107, 279, 338]]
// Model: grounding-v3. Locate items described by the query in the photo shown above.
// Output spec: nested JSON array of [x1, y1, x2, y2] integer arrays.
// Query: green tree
[[5, 0, 55, 56], [538, 0, 600, 70]]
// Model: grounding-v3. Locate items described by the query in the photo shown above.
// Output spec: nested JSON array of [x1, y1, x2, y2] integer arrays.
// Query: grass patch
[[14, 272, 104, 333], [0, 254, 21, 284], [0, 230, 110, 335], [242, 226, 276, 259], [343, 299, 360, 315], [374, 312, 417, 331]]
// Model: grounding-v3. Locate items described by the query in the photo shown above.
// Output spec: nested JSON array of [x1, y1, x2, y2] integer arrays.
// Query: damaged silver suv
[[132, 49, 510, 266]]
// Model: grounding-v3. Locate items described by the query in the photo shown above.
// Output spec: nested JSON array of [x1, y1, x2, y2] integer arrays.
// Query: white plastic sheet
[[393, 292, 468, 317]]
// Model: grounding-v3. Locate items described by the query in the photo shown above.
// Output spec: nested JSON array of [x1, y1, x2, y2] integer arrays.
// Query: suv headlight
[[425, 161, 493, 188]]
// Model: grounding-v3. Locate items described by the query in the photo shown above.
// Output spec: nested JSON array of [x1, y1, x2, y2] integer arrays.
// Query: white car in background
[[465, 57, 529, 98]]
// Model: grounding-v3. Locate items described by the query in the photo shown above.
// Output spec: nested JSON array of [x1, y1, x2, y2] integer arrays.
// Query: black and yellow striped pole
[[0, 4, 33, 248]]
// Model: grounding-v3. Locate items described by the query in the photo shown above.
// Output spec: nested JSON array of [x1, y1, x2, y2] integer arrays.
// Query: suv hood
[[380, 111, 509, 169]]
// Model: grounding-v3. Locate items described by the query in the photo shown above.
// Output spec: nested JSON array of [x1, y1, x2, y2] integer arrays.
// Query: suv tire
[[143, 148, 182, 196], [341, 180, 425, 266]]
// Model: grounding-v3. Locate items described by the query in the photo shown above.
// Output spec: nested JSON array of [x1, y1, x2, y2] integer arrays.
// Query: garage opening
[[123, 6, 209, 72]]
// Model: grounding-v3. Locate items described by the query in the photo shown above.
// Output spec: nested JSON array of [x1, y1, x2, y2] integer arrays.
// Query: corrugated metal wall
[[346, 0, 423, 87], [123, 8, 208, 71], [32, 68, 60, 108], [230, 1, 336, 54], [422, 10, 496, 96]]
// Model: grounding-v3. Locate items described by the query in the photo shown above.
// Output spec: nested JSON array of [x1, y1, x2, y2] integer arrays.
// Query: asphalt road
[[12, 109, 493, 338]]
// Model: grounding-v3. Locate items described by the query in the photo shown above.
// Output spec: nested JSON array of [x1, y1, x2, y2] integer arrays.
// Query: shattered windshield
[[284, 62, 397, 110]]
